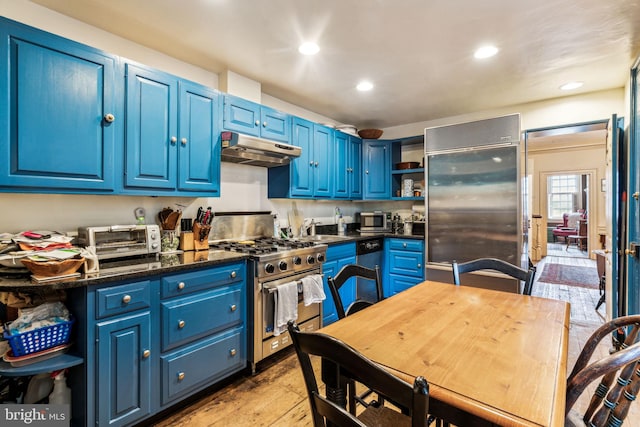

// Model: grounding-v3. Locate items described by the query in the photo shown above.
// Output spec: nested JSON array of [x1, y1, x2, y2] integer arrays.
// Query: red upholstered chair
[[552, 213, 576, 242]]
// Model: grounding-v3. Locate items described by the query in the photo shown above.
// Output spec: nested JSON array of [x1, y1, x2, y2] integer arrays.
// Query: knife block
[[192, 223, 211, 251], [179, 232, 194, 251]]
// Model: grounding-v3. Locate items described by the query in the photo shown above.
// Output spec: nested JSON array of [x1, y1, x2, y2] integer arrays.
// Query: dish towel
[[301, 274, 326, 306], [273, 281, 298, 336]]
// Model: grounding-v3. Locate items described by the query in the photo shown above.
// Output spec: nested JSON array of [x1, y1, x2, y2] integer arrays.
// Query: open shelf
[[0, 353, 83, 377], [391, 196, 424, 201], [392, 168, 424, 175]]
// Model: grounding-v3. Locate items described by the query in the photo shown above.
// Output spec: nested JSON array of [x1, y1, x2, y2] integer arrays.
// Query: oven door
[[261, 270, 321, 340]]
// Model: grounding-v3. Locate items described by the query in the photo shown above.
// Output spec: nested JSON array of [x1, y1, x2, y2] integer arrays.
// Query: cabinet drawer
[[388, 250, 424, 278], [160, 327, 244, 406], [386, 274, 423, 297], [96, 280, 151, 319], [160, 262, 244, 299], [387, 238, 424, 252], [161, 286, 243, 351]]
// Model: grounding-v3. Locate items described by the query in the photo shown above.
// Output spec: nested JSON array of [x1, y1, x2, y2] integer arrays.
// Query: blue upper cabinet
[[269, 118, 334, 199], [348, 135, 363, 199], [125, 63, 178, 190], [334, 132, 362, 199], [0, 18, 119, 192], [289, 117, 314, 197], [363, 139, 391, 199], [125, 63, 220, 195], [223, 95, 290, 143], [177, 81, 221, 194], [312, 124, 333, 198]]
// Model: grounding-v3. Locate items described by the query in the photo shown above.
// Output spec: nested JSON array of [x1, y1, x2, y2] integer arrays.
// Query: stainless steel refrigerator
[[424, 114, 525, 287]]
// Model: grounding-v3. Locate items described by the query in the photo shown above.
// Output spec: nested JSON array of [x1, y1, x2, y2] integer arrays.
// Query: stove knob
[[278, 261, 288, 271], [307, 255, 316, 264], [265, 263, 275, 274], [293, 256, 302, 265], [316, 253, 325, 262]]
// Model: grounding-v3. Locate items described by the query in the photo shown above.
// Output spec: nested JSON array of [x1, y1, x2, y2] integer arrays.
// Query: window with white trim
[[547, 175, 578, 220]]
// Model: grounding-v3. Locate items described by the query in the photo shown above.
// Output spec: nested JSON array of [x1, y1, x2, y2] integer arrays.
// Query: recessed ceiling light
[[356, 81, 373, 91], [298, 42, 319, 55], [474, 45, 499, 59], [560, 81, 584, 90]]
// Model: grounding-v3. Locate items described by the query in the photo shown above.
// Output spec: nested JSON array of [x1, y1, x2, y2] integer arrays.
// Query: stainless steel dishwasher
[[355, 236, 384, 302]]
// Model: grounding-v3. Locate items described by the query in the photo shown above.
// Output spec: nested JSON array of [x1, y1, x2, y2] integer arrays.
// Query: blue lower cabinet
[[160, 327, 244, 406], [96, 311, 152, 427], [322, 243, 356, 325], [384, 238, 425, 297], [81, 261, 246, 426]]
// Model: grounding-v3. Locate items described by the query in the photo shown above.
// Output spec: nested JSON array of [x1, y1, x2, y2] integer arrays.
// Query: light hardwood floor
[[152, 245, 639, 426]]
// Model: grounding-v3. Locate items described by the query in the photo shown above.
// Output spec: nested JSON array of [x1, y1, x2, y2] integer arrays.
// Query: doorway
[[543, 172, 591, 259]]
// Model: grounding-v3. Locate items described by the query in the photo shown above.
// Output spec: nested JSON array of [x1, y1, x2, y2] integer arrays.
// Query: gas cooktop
[[209, 238, 316, 255]]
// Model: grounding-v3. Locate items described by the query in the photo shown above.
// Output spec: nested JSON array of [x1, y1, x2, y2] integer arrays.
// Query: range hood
[[220, 131, 301, 167]]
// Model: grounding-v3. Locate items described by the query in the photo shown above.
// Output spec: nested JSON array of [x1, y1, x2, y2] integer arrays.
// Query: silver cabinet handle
[[122, 295, 131, 304], [262, 121, 267, 127], [170, 136, 177, 144], [178, 282, 185, 290], [230, 271, 237, 278], [229, 349, 237, 357], [315, 162, 318, 167], [365, 170, 369, 174], [230, 304, 237, 312], [181, 137, 187, 145], [309, 161, 314, 166], [178, 320, 185, 329], [104, 113, 115, 123], [417, 263, 421, 268], [255, 120, 260, 126], [403, 243, 407, 248], [177, 372, 185, 381], [142, 349, 150, 358]]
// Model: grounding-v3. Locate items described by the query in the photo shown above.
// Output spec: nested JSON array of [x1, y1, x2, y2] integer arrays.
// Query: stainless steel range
[[209, 212, 326, 373]]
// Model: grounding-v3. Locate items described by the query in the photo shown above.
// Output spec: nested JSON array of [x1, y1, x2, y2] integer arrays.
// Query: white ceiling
[[29, 0, 640, 129]]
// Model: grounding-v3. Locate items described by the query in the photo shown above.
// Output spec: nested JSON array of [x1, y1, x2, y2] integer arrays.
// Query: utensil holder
[[192, 223, 211, 251], [161, 230, 180, 253], [179, 232, 194, 251]]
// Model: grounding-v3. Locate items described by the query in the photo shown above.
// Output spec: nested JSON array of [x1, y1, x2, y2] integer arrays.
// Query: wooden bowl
[[358, 129, 383, 139], [395, 162, 420, 170], [21, 257, 85, 277]]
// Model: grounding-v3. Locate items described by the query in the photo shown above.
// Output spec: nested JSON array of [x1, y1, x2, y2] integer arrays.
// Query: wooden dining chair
[[451, 257, 536, 295], [566, 314, 640, 426], [328, 264, 383, 319], [287, 321, 430, 427]]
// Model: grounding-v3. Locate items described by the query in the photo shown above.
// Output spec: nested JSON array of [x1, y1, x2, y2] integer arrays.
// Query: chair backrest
[[287, 321, 430, 427], [451, 257, 536, 295], [327, 264, 383, 319], [566, 315, 640, 426]]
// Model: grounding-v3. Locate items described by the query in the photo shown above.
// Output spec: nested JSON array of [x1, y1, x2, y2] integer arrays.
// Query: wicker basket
[[21, 257, 85, 277], [358, 128, 383, 139]]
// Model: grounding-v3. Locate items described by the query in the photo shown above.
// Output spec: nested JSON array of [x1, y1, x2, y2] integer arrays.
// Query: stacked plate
[[335, 125, 358, 136]]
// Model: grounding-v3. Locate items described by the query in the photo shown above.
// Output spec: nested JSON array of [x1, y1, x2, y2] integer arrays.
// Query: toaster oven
[[77, 224, 161, 260]]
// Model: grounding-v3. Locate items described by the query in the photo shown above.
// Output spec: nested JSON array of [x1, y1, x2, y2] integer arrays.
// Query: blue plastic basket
[[3, 317, 74, 357]]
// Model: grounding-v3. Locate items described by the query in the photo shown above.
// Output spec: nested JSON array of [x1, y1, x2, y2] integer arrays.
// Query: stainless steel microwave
[[360, 212, 391, 233]]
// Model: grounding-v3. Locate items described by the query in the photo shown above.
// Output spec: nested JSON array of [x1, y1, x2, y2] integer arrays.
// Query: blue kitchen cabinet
[[0, 17, 119, 192], [223, 95, 290, 143], [96, 311, 152, 427], [363, 139, 391, 199], [384, 238, 425, 297], [268, 118, 334, 199], [67, 261, 246, 427], [125, 63, 221, 195], [333, 132, 362, 199], [322, 242, 356, 325]]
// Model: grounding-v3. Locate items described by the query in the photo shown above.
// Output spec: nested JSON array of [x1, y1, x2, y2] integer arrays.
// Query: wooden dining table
[[318, 280, 570, 427]]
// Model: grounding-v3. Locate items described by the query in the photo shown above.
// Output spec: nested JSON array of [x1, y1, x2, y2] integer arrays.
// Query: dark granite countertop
[[0, 250, 248, 292], [0, 233, 424, 292]]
